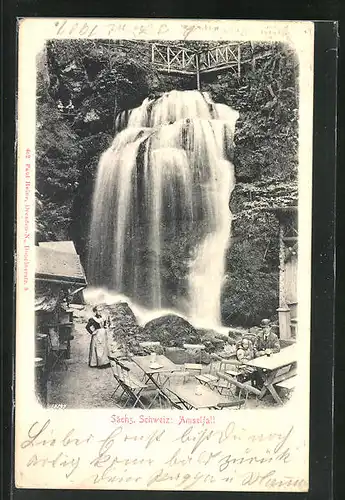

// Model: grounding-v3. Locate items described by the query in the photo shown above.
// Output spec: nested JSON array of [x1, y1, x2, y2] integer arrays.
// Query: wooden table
[[132, 355, 181, 408], [243, 344, 297, 405], [167, 382, 227, 410]]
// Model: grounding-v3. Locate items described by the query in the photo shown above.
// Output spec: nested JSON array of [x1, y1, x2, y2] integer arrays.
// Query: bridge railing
[[151, 42, 250, 78], [151, 44, 198, 74], [198, 43, 241, 74]]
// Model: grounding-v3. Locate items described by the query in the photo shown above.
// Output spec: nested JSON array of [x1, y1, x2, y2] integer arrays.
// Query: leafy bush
[[221, 269, 279, 327]]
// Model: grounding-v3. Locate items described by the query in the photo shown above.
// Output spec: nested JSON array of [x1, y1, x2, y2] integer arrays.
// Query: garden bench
[[275, 375, 296, 391]]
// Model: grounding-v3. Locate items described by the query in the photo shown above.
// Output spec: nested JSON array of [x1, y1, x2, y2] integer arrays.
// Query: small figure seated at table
[[236, 338, 255, 362], [235, 337, 257, 387], [254, 318, 281, 358]]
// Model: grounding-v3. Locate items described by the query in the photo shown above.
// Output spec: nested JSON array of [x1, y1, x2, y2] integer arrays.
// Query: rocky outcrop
[[142, 314, 202, 348], [101, 302, 146, 355], [106, 302, 138, 331]]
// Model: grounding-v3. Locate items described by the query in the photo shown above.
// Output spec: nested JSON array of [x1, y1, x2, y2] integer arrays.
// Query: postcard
[[15, 18, 314, 491]]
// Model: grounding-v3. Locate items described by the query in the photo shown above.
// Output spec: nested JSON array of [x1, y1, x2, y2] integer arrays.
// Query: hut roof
[[35, 241, 87, 286], [38, 241, 77, 254]]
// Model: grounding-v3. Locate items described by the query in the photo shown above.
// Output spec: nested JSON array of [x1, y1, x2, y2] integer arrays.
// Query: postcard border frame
[[1, 16, 338, 500]]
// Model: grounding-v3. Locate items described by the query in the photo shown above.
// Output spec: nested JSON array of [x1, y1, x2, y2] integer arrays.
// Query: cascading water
[[88, 90, 239, 328]]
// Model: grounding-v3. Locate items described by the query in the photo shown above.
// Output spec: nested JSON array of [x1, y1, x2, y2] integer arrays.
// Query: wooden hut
[[35, 241, 87, 404]]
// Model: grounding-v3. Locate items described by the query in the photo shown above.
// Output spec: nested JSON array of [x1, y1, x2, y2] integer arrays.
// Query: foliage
[[230, 179, 298, 215], [203, 42, 299, 183], [35, 40, 160, 244], [36, 196, 73, 241], [221, 238, 279, 326], [221, 269, 279, 326], [35, 56, 81, 241], [47, 39, 160, 116]]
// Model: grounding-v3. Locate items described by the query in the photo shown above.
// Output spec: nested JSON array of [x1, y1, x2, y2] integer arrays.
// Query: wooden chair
[[183, 343, 206, 378], [166, 369, 191, 392], [155, 379, 186, 410], [48, 330, 68, 371], [194, 355, 219, 388], [220, 357, 242, 377], [194, 372, 219, 388], [216, 371, 261, 404], [108, 355, 149, 409], [219, 350, 260, 390], [197, 353, 244, 396]]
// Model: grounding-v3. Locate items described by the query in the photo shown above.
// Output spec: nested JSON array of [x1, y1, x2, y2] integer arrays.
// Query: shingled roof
[[38, 241, 77, 254], [35, 241, 87, 286]]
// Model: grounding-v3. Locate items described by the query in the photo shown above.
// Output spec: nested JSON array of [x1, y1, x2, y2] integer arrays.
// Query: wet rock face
[[233, 143, 262, 183], [100, 302, 145, 355], [142, 314, 202, 348], [106, 302, 138, 329]]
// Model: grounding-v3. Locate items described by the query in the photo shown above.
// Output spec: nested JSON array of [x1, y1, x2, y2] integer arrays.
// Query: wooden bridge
[[151, 42, 252, 89]]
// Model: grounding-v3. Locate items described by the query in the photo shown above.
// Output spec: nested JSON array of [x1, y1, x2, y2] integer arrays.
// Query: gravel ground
[[47, 308, 178, 409], [47, 309, 278, 410], [47, 315, 117, 409]]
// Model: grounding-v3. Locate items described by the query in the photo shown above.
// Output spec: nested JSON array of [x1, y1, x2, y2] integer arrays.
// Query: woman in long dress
[[86, 307, 110, 367]]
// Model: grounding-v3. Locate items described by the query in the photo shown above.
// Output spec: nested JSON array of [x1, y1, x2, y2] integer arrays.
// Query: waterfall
[[88, 90, 239, 327]]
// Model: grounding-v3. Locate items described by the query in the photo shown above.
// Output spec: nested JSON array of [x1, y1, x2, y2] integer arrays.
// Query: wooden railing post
[[167, 46, 170, 72], [237, 44, 241, 78], [277, 223, 292, 340], [196, 53, 201, 90]]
